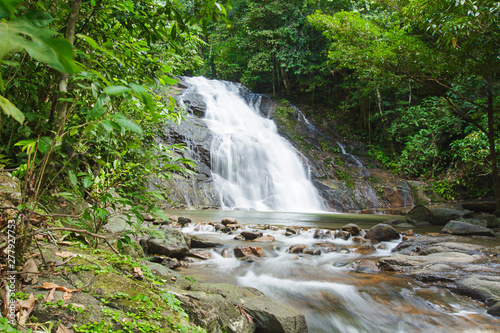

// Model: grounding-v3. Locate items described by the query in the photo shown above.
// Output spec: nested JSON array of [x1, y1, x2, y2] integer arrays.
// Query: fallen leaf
[[62, 291, 72, 300], [55, 251, 76, 258], [56, 323, 74, 333], [21, 259, 39, 284], [134, 267, 144, 278], [44, 288, 55, 302], [18, 293, 36, 309], [36, 282, 82, 293]]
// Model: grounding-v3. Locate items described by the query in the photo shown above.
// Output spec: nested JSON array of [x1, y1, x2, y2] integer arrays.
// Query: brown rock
[[355, 243, 376, 254], [364, 224, 400, 243], [234, 246, 264, 258], [240, 231, 263, 240], [253, 235, 275, 242], [221, 217, 238, 226], [288, 244, 307, 254], [341, 223, 361, 236]]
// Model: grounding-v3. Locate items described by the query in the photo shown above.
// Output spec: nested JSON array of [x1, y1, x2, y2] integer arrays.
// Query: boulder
[[189, 235, 223, 248], [303, 248, 321, 256], [441, 220, 495, 237], [253, 235, 276, 242], [240, 296, 308, 333], [462, 201, 497, 214], [177, 216, 192, 227], [364, 224, 400, 243], [234, 246, 264, 258], [354, 260, 380, 273], [455, 275, 500, 316], [429, 208, 471, 226], [144, 228, 190, 258], [355, 242, 376, 255], [314, 243, 338, 252], [288, 245, 307, 254], [335, 230, 351, 241], [313, 229, 325, 239], [240, 231, 263, 240], [222, 217, 238, 226], [341, 223, 361, 236], [378, 252, 480, 273], [406, 204, 433, 224]]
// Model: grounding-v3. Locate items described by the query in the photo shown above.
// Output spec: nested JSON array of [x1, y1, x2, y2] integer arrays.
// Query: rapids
[[171, 210, 500, 333]]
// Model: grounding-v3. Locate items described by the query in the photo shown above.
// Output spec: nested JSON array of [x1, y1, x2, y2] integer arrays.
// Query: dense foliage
[[203, 0, 500, 206]]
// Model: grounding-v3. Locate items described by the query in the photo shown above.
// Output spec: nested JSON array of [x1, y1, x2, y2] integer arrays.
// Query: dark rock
[[161, 257, 180, 269], [441, 220, 495, 237], [189, 235, 223, 248], [288, 245, 307, 254], [313, 229, 325, 239], [384, 217, 405, 225], [392, 236, 484, 256], [240, 231, 263, 240], [364, 224, 400, 243], [462, 201, 497, 214], [314, 243, 338, 252], [178, 216, 192, 227], [222, 217, 238, 226], [145, 228, 190, 258], [406, 204, 433, 224], [240, 296, 308, 333], [429, 208, 471, 226], [335, 230, 351, 240], [286, 228, 297, 235], [354, 260, 380, 273], [188, 250, 212, 260], [341, 223, 361, 236]]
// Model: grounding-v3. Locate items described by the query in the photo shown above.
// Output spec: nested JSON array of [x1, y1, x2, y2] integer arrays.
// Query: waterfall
[[180, 77, 325, 212]]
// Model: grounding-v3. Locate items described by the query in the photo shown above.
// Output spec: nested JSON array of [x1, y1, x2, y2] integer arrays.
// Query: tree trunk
[[54, 0, 82, 131]]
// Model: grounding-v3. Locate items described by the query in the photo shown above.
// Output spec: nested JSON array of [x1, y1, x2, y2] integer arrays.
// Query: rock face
[[406, 204, 433, 224], [364, 224, 400, 243], [378, 235, 500, 316], [429, 207, 472, 226], [441, 220, 495, 237]]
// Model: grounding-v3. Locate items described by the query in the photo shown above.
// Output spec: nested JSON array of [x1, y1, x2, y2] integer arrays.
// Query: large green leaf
[[0, 95, 24, 124], [103, 85, 131, 96], [112, 114, 143, 134], [0, 0, 22, 18], [0, 14, 81, 74]]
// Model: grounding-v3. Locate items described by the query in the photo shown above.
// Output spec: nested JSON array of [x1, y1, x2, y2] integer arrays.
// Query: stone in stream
[[355, 242, 376, 255], [341, 223, 361, 236], [441, 220, 495, 237], [335, 230, 351, 241], [288, 245, 307, 254], [189, 235, 223, 248], [177, 216, 192, 227], [234, 246, 264, 258], [406, 204, 433, 224], [354, 259, 380, 273], [364, 223, 400, 243], [455, 275, 500, 316], [429, 207, 472, 226], [314, 243, 338, 252], [221, 217, 238, 226], [253, 235, 276, 242], [240, 231, 263, 240], [303, 248, 321, 256]]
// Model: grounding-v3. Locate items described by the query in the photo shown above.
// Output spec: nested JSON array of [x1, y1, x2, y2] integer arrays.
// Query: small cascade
[[337, 142, 364, 168], [179, 77, 325, 213]]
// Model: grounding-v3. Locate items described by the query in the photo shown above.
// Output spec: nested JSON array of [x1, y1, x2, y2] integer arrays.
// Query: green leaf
[[37, 136, 52, 154], [100, 120, 120, 132], [0, 0, 22, 18], [68, 169, 77, 187], [0, 16, 81, 74], [82, 177, 94, 189], [0, 95, 24, 124], [103, 85, 131, 96], [24, 11, 53, 27], [112, 114, 142, 134]]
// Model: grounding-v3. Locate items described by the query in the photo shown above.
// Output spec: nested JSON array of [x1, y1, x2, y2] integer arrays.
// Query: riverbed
[[166, 210, 500, 333]]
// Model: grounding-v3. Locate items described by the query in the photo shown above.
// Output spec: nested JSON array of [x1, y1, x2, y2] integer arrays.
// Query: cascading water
[[180, 77, 325, 212]]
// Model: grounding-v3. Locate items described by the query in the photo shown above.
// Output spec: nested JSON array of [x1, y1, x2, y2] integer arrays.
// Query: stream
[[167, 210, 500, 333]]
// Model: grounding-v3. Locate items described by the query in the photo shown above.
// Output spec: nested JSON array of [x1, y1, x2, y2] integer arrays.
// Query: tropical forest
[[1, 0, 499, 332]]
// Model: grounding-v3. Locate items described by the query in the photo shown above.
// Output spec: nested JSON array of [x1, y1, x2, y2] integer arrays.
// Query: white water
[[181, 77, 325, 212]]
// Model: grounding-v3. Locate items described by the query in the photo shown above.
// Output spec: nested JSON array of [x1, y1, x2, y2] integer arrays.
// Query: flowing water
[[168, 210, 500, 333], [179, 77, 324, 212]]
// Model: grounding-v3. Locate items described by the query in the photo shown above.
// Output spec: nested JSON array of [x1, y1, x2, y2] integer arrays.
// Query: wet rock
[[214, 223, 232, 233], [144, 228, 190, 259], [234, 246, 264, 258], [352, 236, 370, 244], [354, 260, 380, 273], [314, 243, 338, 252], [335, 230, 351, 241], [364, 224, 400, 243], [377, 244, 387, 250], [240, 231, 263, 240], [455, 275, 500, 316], [303, 248, 321, 256], [286, 228, 298, 235], [429, 207, 471, 226], [406, 204, 433, 224], [462, 201, 497, 214], [401, 229, 415, 236], [177, 216, 192, 227], [161, 257, 180, 269], [288, 245, 307, 254], [441, 220, 495, 237], [355, 242, 376, 255], [188, 250, 212, 260], [313, 229, 325, 239], [234, 234, 246, 241], [189, 235, 223, 248], [240, 296, 308, 333], [392, 236, 484, 256], [378, 252, 481, 272], [341, 223, 361, 236], [222, 217, 238, 226], [253, 235, 276, 242]]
